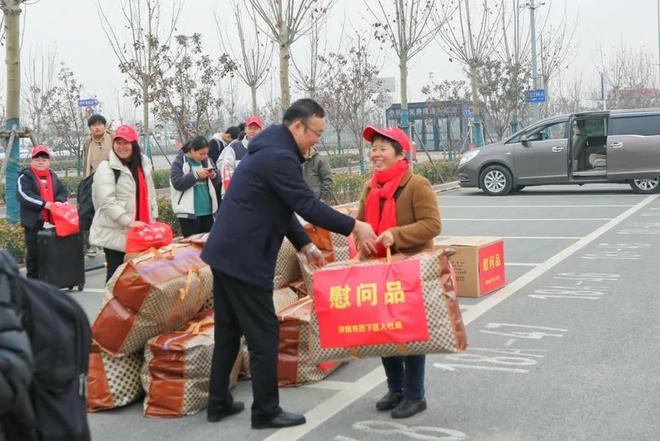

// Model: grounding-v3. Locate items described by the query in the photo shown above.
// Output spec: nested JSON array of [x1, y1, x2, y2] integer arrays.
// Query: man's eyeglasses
[[302, 122, 323, 138]]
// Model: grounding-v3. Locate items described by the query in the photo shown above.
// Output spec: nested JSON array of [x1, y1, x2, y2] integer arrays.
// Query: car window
[[609, 115, 660, 136], [525, 121, 567, 142]]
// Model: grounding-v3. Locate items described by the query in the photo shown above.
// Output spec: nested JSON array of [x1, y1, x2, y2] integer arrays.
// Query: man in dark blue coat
[[201, 99, 377, 429]]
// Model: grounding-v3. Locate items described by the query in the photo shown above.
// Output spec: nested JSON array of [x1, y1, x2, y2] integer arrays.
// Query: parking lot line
[[443, 218, 611, 221], [440, 205, 634, 208], [264, 193, 659, 441], [437, 236, 582, 240]]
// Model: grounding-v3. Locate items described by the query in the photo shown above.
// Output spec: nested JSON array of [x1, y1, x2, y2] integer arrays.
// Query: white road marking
[[505, 262, 541, 267], [440, 205, 634, 208], [81, 288, 105, 293], [442, 218, 611, 221], [302, 381, 354, 391], [264, 194, 659, 441], [436, 236, 582, 240]]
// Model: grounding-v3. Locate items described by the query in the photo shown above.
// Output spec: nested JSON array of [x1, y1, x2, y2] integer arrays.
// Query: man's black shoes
[[207, 401, 245, 423], [251, 410, 306, 429], [376, 390, 404, 411], [391, 398, 427, 419]]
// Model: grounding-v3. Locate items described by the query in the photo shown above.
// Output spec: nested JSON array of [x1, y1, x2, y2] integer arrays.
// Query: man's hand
[[377, 230, 395, 248], [352, 220, 378, 256], [44, 202, 52, 210], [128, 220, 148, 229], [302, 243, 325, 268]]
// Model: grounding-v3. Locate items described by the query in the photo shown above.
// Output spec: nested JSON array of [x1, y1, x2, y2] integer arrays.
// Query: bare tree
[[435, 0, 502, 146], [217, 1, 273, 115], [320, 33, 386, 172], [538, 3, 576, 116], [246, 0, 334, 109], [291, 12, 343, 99], [23, 48, 57, 143], [600, 44, 660, 109], [548, 75, 585, 115], [98, 0, 181, 153], [365, 0, 447, 124], [497, 0, 530, 131], [44, 63, 88, 175], [153, 34, 236, 142]]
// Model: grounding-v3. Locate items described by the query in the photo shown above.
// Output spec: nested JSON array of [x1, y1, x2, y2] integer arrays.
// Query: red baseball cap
[[362, 125, 410, 154], [245, 115, 264, 128], [113, 124, 139, 143], [30, 145, 51, 158]]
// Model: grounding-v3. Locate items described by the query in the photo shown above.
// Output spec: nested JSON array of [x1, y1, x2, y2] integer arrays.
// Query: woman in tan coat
[[356, 125, 441, 419]]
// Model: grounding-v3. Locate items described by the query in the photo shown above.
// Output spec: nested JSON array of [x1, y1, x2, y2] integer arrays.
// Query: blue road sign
[[526, 89, 546, 103], [463, 107, 473, 117], [78, 98, 99, 107]]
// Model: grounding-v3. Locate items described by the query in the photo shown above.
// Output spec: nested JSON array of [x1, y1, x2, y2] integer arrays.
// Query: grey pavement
[[64, 183, 660, 441]]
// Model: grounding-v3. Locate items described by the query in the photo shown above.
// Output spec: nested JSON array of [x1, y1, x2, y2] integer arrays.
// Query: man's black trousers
[[208, 269, 281, 423]]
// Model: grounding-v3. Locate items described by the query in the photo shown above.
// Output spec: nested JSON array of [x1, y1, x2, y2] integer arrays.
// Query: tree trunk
[[336, 131, 342, 155], [4, 1, 22, 223], [279, 41, 291, 109], [142, 83, 151, 160], [469, 63, 484, 147], [399, 57, 408, 110], [251, 85, 258, 115]]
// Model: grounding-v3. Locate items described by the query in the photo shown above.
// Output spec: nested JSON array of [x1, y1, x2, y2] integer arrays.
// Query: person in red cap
[[16, 145, 69, 278], [89, 124, 159, 282], [356, 125, 441, 419], [243, 115, 264, 146]]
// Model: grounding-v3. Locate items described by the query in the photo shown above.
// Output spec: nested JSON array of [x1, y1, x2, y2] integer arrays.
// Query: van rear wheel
[[480, 165, 513, 196], [630, 178, 660, 194]]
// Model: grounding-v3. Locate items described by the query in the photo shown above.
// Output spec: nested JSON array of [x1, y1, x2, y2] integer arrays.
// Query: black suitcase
[[37, 229, 85, 291]]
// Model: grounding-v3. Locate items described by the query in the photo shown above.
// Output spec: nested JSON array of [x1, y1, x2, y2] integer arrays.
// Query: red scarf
[[364, 160, 409, 256], [31, 167, 54, 222], [135, 167, 151, 223]]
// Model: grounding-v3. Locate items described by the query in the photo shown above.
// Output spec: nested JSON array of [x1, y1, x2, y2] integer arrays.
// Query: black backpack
[[0, 251, 91, 441], [77, 169, 120, 231]]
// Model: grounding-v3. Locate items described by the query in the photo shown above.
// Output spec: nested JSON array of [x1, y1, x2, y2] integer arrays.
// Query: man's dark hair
[[87, 114, 107, 128], [283, 98, 325, 125], [225, 126, 240, 140], [372, 134, 404, 156]]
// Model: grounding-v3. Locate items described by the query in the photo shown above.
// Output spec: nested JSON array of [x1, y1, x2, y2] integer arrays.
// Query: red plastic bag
[[50, 203, 80, 237], [125, 222, 173, 253]]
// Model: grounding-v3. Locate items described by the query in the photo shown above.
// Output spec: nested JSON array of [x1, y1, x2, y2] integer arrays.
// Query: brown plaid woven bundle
[[87, 343, 144, 412], [277, 297, 344, 386], [141, 311, 241, 418], [92, 244, 213, 357], [300, 247, 467, 363]]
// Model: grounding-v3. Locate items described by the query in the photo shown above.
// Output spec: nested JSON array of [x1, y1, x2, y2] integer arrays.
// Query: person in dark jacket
[[0, 252, 36, 441], [201, 99, 377, 430], [170, 136, 220, 237], [16, 146, 68, 279]]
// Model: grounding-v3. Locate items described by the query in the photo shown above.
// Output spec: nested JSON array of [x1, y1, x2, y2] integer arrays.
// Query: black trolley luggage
[[37, 228, 85, 291]]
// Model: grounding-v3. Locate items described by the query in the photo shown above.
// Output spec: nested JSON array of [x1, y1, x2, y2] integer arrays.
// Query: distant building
[[385, 100, 472, 152]]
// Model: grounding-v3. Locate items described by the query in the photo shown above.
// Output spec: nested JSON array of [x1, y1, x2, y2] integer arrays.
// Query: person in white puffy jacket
[[89, 125, 158, 282]]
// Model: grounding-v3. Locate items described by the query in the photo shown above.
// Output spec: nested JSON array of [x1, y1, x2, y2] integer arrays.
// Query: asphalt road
[[67, 183, 660, 441]]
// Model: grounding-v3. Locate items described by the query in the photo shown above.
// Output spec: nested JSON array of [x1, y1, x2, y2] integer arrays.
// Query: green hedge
[[326, 154, 361, 169], [0, 169, 172, 204], [0, 220, 26, 263], [156, 195, 182, 237]]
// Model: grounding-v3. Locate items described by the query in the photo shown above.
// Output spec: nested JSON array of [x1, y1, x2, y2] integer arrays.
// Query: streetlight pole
[[527, 0, 544, 122]]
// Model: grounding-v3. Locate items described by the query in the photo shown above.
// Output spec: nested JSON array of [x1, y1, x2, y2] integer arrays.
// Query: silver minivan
[[458, 108, 660, 195]]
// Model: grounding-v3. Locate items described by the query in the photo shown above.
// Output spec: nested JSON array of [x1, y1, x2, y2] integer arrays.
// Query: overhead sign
[[78, 98, 99, 107], [526, 89, 546, 103]]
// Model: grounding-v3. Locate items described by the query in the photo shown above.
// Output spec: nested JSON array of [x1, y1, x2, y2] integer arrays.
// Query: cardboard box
[[434, 236, 506, 297]]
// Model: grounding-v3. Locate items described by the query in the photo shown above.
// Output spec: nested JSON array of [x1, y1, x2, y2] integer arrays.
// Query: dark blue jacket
[[201, 124, 355, 290]]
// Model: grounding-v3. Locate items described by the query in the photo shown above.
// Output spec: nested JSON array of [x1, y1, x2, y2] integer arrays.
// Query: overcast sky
[[6, 0, 660, 123]]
